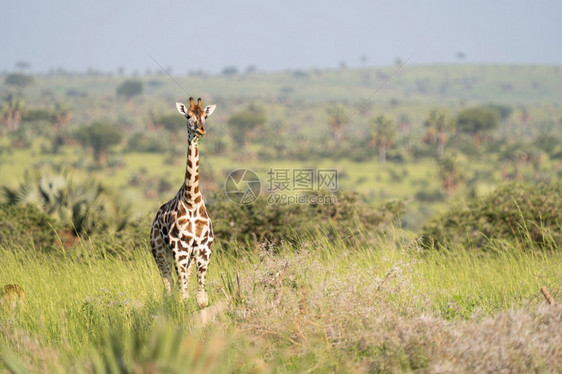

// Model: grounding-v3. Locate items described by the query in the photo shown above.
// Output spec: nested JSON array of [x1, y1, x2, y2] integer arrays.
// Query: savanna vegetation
[[1, 64, 561, 372]]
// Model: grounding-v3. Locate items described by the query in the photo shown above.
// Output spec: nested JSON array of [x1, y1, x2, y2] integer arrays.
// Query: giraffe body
[[150, 98, 216, 308]]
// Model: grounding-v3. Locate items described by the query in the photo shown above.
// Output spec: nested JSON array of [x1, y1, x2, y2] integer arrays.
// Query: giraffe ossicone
[[150, 97, 216, 308]]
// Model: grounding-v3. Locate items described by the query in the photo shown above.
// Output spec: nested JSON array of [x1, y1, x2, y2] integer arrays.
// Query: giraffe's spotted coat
[[150, 98, 216, 309]]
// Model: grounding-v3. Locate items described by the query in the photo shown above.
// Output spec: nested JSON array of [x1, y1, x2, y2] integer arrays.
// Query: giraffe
[[150, 97, 216, 308]]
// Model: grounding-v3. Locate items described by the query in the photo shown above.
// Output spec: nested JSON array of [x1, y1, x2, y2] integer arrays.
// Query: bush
[[0, 204, 59, 250], [227, 104, 267, 146], [485, 103, 512, 120], [116, 79, 143, 99], [84, 215, 151, 259], [22, 109, 54, 123], [421, 182, 562, 250], [126, 132, 167, 153], [74, 121, 122, 166], [456, 106, 500, 147], [415, 189, 446, 203], [4, 74, 33, 87], [2, 168, 133, 239], [208, 191, 405, 251]]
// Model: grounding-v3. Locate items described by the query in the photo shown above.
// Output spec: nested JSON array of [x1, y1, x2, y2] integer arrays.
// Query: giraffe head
[[176, 97, 216, 138]]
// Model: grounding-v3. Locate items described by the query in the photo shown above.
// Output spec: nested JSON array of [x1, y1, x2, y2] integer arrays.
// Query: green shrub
[[4, 73, 33, 87], [421, 182, 562, 250], [85, 215, 151, 259], [2, 168, 132, 239], [208, 191, 404, 251], [116, 79, 143, 99], [126, 131, 167, 153], [415, 189, 446, 203], [0, 204, 59, 250]]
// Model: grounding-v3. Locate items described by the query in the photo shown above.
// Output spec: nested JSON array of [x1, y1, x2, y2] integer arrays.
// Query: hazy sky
[[1, 0, 561, 74]]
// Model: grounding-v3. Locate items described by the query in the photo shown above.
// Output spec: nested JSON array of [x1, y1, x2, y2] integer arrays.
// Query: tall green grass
[[1, 229, 560, 372]]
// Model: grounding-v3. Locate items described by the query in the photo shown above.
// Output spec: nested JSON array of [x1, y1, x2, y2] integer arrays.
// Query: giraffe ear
[[204, 105, 216, 116], [176, 102, 188, 116]]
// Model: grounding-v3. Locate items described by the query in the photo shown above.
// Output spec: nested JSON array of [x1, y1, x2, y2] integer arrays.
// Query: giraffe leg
[[174, 252, 195, 300], [150, 237, 173, 293], [195, 247, 212, 308]]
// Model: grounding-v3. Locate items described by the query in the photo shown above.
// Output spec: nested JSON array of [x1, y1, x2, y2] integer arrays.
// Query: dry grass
[[432, 304, 562, 373], [0, 284, 26, 313], [221, 241, 562, 372]]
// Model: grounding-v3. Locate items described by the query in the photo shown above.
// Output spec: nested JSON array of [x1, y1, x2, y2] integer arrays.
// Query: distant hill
[[10, 64, 562, 107]]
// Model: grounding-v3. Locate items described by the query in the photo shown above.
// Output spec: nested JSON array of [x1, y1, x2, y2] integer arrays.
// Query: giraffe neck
[[182, 134, 203, 207]]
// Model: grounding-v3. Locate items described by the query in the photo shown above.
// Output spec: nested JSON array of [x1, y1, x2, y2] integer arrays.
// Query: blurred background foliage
[[0, 64, 561, 254]]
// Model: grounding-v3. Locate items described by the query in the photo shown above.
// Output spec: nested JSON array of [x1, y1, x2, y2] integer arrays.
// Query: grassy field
[[1, 64, 562, 372], [0, 142, 448, 219], [1, 229, 561, 372]]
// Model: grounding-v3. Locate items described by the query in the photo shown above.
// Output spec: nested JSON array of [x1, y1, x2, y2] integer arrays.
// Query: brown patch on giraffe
[[178, 202, 186, 216], [186, 192, 191, 201], [186, 169, 192, 180], [170, 225, 180, 239], [194, 195, 201, 204], [152, 228, 160, 238], [198, 248, 208, 261], [198, 205, 208, 218], [181, 235, 194, 247], [194, 219, 206, 237], [178, 254, 187, 261], [188, 159, 193, 169], [200, 237, 208, 246], [184, 221, 194, 234], [194, 185, 199, 194], [156, 238, 163, 245], [178, 218, 188, 227]]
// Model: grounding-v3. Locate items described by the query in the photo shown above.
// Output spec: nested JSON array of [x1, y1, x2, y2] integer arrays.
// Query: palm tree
[[424, 109, 454, 158], [438, 153, 463, 193], [326, 104, 348, 141], [2, 168, 131, 237], [0, 95, 25, 132], [369, 115, 396, 165], [53, 102, 71, 129]]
